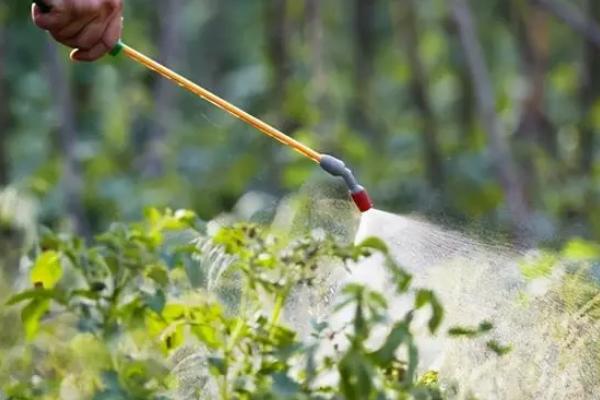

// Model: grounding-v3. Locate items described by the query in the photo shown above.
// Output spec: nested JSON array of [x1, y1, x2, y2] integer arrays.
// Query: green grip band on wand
[[109, 41, 124, 57]]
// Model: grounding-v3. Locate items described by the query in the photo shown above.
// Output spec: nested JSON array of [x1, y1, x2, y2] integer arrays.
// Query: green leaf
[[415, 290, 444, 334], [448, 326, 478, 337], [367, 291, 388, 310], [143, 289, 166, 314], [22, 299, 50, 340], [213, 225, 251, 255], [272, 372, 301, 397], [562, 238, 600, 261], [208, 357, 228, 376], [429, 302, 444, 334], [146, 265, 170, 286], [6, 288, 63, 306], [30, 251, 63, 289], [370, 322, 409, 366], [160, 323, 184, 352], [174, 209, 197, 226], [486, 340, 512, 356], [90, 282, 107, 292], [93, 371, 127, 400], [338, 351, 375, 400], [415, 290, 430, 309], [118, 358, 169, 396], [191, 325, 222, 349], [144, 207, 162, 223], [384, 259, 413, 293], [162, 303, 187, 321], [479, 320, 494, 333], [405, 339, 419, 386], [448, 321, 493, 338], [145, 310, 168, 337], [311, 320, 329, 334], [358, 237, 389, 254], [70, 289, 101, 301], [519, 252, 557, 280]]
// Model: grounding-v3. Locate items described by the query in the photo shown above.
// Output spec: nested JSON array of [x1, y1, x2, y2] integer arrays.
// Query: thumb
[[31, 0, 66, 30]]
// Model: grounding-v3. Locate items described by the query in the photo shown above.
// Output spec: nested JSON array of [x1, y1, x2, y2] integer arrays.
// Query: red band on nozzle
[[318, 155, 372, 212], [351, 189, 373, 212]]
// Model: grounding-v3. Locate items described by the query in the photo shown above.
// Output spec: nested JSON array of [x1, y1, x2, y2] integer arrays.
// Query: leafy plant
[[3, 208, 454, 399]]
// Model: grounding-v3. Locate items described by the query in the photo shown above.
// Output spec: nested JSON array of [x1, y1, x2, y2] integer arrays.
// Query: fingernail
[[69, 49, 79, 62]]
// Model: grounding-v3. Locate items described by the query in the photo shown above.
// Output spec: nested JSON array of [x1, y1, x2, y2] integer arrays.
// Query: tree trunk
[[514, 2, 556, 156], [0, 26, 9, 185], [352, 0, 377, 143], [392, 0, 444, 190], [531, 0, 600, 51], [443, 17, 477, 142], [144, 0, 183, 178], [263, 0, 294, 191], [458, 61, 475, 142], [450, 0, 530, 237], [305, 0, 337, 150], [266, 0, 293, 129], [580, 0, 600, 174], [305, 0, 325, 108], [45, 41, 88, 236], [510, 1, 555, 210]]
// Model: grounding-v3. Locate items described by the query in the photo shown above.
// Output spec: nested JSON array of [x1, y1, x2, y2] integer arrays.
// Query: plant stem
[[269, 292, 285, 340]]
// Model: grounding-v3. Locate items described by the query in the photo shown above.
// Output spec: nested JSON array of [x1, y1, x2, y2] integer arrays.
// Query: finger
[[32, 2, 69, 31], [60, 16, 108, 49], [101, 13, 123, 50], [70, 41, 109, 62], [52, 12, 96, 42]]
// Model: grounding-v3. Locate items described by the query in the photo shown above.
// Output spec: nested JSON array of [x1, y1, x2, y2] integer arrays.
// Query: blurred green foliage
[[0, 0, 598, 243]]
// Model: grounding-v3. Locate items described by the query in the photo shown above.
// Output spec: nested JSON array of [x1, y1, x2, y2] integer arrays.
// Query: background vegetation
[[1, 0, 599, 244]]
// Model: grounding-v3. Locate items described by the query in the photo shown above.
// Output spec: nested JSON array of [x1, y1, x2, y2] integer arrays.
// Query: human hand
[[32, 0, 123, 62]]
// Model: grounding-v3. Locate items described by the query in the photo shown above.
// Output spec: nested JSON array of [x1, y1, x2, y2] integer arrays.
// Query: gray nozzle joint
[[319, 154, 363, 194]]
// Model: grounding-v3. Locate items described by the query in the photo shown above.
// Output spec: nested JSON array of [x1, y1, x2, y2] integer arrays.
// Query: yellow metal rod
[[119, 43, 322, 163]]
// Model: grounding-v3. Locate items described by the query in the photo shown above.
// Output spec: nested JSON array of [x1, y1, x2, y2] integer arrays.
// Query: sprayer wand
[[112, 42, 321, 163], [33, 1, 373, 212]]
